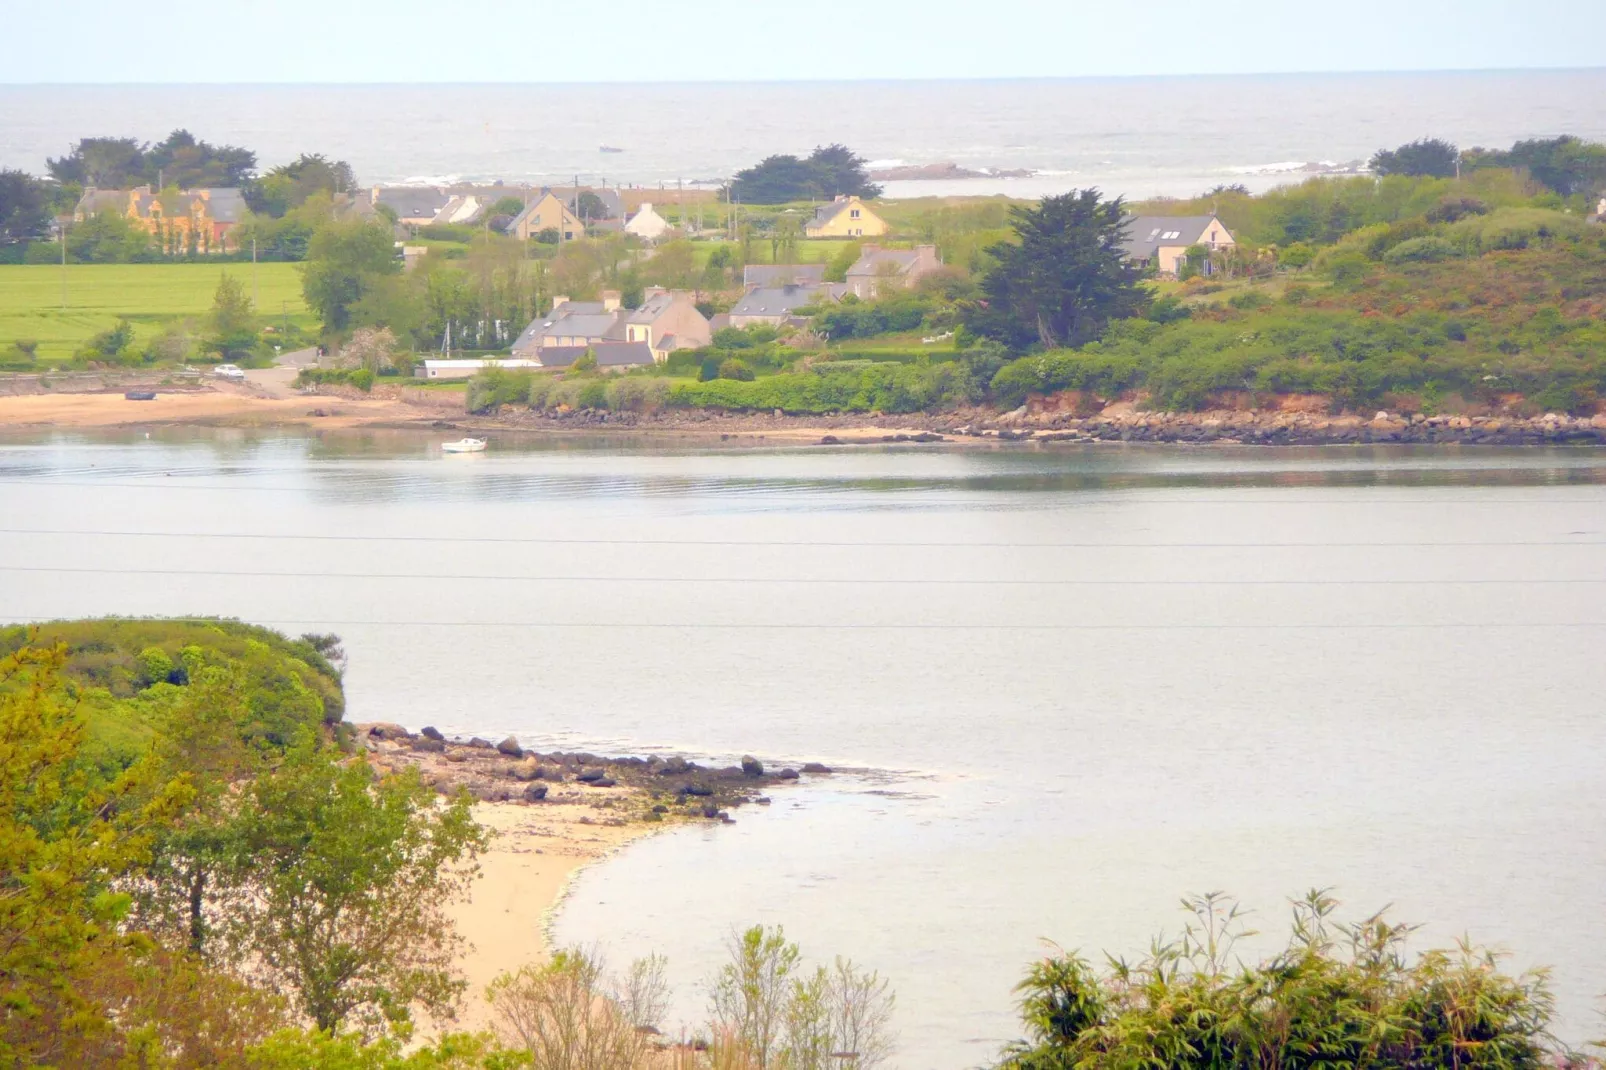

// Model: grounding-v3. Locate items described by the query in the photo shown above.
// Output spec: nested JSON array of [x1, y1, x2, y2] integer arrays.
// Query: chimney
[[602, 290, 622, 312]]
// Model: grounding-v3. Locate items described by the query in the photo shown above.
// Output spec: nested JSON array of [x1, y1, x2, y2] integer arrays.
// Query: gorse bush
[[1000, 891, 1560, 1070]]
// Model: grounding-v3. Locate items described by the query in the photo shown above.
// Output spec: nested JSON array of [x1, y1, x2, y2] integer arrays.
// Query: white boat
[[441, 438, 487, 453]]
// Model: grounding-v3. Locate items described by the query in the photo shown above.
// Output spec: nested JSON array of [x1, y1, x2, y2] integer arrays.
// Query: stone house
[[845, 244, 943, 298], [510, 288, 709, 363], [73, 185, 246, 253], [804, 195, 887, 238], [1120, 215, 1236, 276]]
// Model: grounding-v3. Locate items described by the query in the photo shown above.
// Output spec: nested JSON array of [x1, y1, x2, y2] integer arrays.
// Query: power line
[[1, 566, 1601, 586], [3, 616, 1602, 632], [0, 529, 1602, 549]]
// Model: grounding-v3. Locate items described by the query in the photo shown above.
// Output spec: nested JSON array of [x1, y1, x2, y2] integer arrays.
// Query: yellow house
[[1121, 215, 1236, 276], [506, 191, 583, 242], [73, 185, 246, 253], [804, 195, 887, 239]]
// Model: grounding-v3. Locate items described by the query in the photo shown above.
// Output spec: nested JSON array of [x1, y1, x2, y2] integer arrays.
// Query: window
[[1161, 230, 1181, 241], [850, 209, 860, 219]]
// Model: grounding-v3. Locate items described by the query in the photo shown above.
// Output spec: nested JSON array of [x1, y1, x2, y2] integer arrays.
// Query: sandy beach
[[445, 799, 661, 1034]]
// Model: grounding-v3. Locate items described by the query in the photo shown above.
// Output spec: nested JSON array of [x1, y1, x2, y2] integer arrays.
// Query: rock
[[681, 783, 714, 797], [468, 737, 493, 749], [522, 783, 548, 802], [819, 435, 841, 445], [701, 804, 721, 819], [512, 760, 543, 782], [412, 737, 445, 753], [651, 803, 668, 814], [444, 752, 468, 764], [741, 755, 764, 778], [777, 768, 800, 780], [366, 722, 411, 741], [497, 736, 524, 758], [577, 768, 606, 783], [800, 762, 833, 774], [586, 776, 617, 788], [420, 726, 445, 741], [658, 756, 691, 776]]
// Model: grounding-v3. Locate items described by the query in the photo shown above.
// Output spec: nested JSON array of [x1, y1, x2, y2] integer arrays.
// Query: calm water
[[2, 430, 1605, 1066], [4, 71, 1606, 199]]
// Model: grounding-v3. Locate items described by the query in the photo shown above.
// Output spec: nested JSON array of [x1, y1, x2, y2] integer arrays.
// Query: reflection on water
[[2, 429, 1604, 1068]]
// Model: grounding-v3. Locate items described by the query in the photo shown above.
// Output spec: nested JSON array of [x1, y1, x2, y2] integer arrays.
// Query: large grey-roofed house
[[510, 289, 710, 363], [728, 284, 840, 328], [373, 187, 453, 227], [743, 263, 827, 288], [535, 342, 656, 368], [1120, 215, 1235, 276], [845, 244, 943, 298]]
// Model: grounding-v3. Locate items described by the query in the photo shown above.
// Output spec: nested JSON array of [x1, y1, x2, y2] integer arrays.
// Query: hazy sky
[[8, 0, 1605, 83]]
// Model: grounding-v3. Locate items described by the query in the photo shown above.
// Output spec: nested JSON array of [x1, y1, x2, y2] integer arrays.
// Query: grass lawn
[[0, 263, 314, 363]]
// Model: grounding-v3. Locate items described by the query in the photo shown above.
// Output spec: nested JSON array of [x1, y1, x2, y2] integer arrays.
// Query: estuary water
[[2, 430, 1604, 1067], [4, 70, 1606, 200]]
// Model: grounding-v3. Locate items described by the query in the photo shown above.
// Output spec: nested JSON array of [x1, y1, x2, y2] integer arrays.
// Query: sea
[[2, 429, 1604, 1067], [3, 70, 1606, 201]]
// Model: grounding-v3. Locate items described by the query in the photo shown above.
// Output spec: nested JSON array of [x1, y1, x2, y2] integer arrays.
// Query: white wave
[[395, 174, 464, 186], [1227, 160, 1353, 175], [866, 158, 908, 169]]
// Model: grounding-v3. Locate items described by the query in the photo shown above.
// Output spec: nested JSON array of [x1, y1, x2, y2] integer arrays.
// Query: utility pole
[[58, 216, 68, 311], [252, 237, 259, 310]]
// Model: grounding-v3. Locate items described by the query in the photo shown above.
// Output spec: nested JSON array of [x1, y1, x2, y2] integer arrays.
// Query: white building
[[625, 203, 673, 242], [416, 359, 542, 380]]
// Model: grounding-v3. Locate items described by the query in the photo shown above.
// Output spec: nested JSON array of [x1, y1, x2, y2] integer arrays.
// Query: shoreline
[[355, 722, 833, 1035], [3, 383, 1605, 448]]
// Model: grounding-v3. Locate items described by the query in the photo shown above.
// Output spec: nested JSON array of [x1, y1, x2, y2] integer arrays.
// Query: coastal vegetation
[[729, 145, 883, 205]]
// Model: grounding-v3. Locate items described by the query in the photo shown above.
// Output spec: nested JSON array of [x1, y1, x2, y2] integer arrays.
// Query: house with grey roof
[[534, 342, 657, 369], [845, 244, 943, 298], [728, 283, 843, 328], [743, 263, 827, 289], [510, 289, 708, 363], [72, 185, 247, 252], [1120, 215, 1235, 276], [372, 187, 453, 227]]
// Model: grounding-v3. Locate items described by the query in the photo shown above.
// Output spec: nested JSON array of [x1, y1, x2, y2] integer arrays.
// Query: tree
[[0, 171, 50, 243], [573, 191, 609, 221], [247, 154, 358, 217], [1370, 138, 1460, 178], [1494, 136, 1606, 196], [964, 190, 1148, 351], [218, 740, 486, 1037], [487, 949, 658, 1070], [339, 327, 401, 373], [47, 131, 256, 190], [207, 274, 257, 362], [729, 145, 881, 205], [709, 926, 801, 1069], [1000, 891, 1558, 1070], [48, 136, 145, 187], [302, 217, 399, 333], [67, 210, 152, 263]]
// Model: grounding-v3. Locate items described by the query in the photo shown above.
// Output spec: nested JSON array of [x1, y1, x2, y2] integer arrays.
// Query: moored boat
[[441, 438, 487, 453]]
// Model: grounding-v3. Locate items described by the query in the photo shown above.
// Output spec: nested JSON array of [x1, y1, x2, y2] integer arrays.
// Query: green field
[[0, 263, 314, 363]]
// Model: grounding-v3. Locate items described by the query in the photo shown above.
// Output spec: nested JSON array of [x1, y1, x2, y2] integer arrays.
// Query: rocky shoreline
[[356, 722, 832, 823], [456, 404, 1606, 447]]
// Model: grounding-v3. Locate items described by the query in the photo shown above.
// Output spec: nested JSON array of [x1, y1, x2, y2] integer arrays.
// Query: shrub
[[1384, 236, 1459, 264], [718, 358, 756, 381], [465, 368, 533, 412], [576, 380, 609, 409], [605, 377, 671, 413]]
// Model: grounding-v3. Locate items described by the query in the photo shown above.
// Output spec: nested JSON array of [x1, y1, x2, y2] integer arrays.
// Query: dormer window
[[850, 209, 860, 219]]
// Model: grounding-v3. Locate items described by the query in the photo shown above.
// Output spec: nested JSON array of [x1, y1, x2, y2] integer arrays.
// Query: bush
[[668, 360, 974, 414], [465, 368, 533, 412], [1384, 236, 1459, 264], [605, 377, 671, 413], [718, 358, 755, 381]]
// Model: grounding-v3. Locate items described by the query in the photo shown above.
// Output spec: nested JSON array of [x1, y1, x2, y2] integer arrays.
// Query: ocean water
[[2, 430, 1604, 1067], [3, 70, 1606, 200]]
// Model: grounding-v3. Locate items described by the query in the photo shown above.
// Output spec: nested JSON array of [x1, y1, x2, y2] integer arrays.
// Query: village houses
[[506, 191, 584, 242], [508, 288, 711, 365], [1120, 215, 1236, 276], [804, 194, 887, 238], [74, 185, 247, 253], [845, 244, 943, 298]]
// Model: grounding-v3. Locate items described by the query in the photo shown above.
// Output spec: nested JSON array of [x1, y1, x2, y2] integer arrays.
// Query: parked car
[[212, 364, 246, 381]]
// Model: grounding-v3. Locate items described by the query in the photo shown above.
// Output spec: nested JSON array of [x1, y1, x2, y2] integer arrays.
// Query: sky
[[7, 0, 1605, 83]]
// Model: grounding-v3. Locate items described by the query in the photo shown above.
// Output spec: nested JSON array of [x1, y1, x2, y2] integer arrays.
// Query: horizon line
[[4, 65, 1605, 88]]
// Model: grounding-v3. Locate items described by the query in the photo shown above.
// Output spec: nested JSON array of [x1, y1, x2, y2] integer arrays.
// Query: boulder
[[658, 756, 691, 776], [651, 804, 668, 814], [412, 737, 446, 753], [586, 776, 617, 788], [522, 784, 549, 802], [497, 736, 524, 758], [800, 762, 833, 774], [366, 722, 411, 741], [680, 783, 714, 798], [741, 755, 764, 778], [444, 752, 468, 764], [511, 760, 543, 782], [577, 768, 606, 783], [420, 726, 445, 741], [777, 768, 800, 780], [468, 737, 494, 749]]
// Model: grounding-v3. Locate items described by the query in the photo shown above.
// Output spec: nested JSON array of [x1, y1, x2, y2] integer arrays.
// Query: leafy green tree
[[1000, 891, 1558, 1070], [47, 136, 146, 187], [0, 170, 50, 243], [1371, 138, 1460, 178], [143, 129, 258, 188], [573, 191, 608, 220], [78, 318, 137, 363], [729, 145, 880, 205], [1490, 136, 1606, 197], [247, 154, 359, 218], [709, 925, 801, 1069], [218, 740, 486, 1037], [67, 210, 153, 263], [964, 190, 1147, 351], [207, 274, 258, 362], [806, 144, 882, 199], [302, 217, 399, 333]]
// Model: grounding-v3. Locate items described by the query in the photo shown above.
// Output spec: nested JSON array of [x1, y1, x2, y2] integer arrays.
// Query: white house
[[415, 358, 542, 380], [625, 203, 673, 242]]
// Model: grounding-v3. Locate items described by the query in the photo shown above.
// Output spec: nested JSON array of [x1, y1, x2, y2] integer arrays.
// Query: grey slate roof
[[201, 188, 246, 224], [1121, 216, 1225, 259], [375, 186, 452, 221], [744, 263, 827, 288], [846, 248, 921, 277], [730, 284, 832, 318], [538, 342, 655, 368], [626, 291, 679, 324]]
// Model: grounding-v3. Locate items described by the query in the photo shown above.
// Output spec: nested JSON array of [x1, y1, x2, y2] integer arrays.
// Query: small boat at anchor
[[441, 438, 487, 453]]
